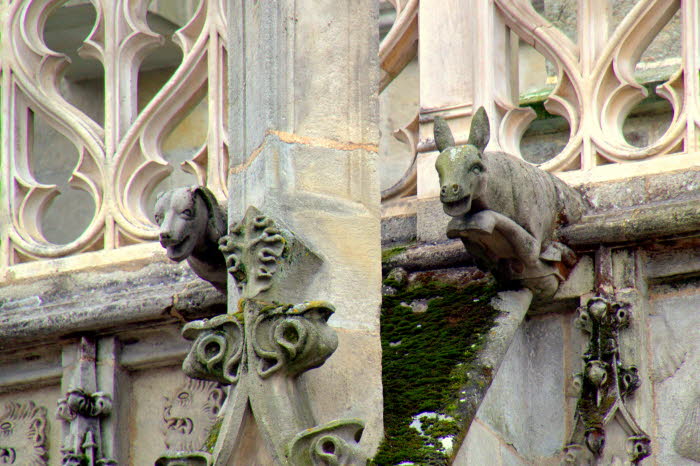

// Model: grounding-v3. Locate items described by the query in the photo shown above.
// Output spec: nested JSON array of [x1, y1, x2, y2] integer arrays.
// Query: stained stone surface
[[469, 313, 566, 459], [299, 329, 383, 452], [649, 286, 700, 465], [454, 420, 501, 465]]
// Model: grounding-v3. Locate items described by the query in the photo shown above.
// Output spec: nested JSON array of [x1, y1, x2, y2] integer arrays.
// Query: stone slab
[[476, 313, 566, 459]]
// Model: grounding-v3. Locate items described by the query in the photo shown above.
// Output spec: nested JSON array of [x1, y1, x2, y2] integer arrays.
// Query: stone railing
[[0, 0, 228, 278], [380, 0, 700, 220]]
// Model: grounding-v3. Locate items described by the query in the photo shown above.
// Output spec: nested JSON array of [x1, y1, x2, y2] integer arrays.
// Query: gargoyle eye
[[181, 209, 194, 218], [471, 165, 484, 174], [177, 392, 190, 401], [154, 214, 163, 224]]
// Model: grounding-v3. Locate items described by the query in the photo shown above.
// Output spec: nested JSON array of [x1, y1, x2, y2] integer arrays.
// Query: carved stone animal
[[155, 186, 228, 292], [434, 107, 585, 294]]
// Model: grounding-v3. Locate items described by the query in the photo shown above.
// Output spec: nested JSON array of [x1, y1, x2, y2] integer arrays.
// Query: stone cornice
[[0, 263, 225, 352]]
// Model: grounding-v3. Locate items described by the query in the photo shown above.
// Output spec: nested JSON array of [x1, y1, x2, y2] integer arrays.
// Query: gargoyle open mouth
[[442, 195, 472, 216], [165, 417, 194, 435], [161, 235, 192, 262]]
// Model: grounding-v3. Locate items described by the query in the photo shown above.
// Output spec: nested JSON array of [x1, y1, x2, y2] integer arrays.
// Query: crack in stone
[[230, 130, 378, 175]]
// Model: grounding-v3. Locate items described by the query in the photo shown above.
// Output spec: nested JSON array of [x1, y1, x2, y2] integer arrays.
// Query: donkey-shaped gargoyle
[[434, 107, 585, 297]]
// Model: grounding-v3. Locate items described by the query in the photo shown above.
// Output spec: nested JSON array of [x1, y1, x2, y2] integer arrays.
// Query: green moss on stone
[[203, 417, 223, 453], [382, 246, 408, 263], [372, 274, 500, 465]]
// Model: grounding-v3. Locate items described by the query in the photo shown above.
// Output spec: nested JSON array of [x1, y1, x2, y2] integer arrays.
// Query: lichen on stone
[[203, 417, 223, 453]]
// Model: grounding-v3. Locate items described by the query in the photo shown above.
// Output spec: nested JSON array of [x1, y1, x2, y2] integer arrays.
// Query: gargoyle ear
[[467, 107, 490, 152], [433, 116, 455, 152], [193, 186, 227, 238]]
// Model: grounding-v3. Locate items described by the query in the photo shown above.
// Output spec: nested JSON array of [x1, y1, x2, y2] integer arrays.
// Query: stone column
[[226, 0, 382, 459]]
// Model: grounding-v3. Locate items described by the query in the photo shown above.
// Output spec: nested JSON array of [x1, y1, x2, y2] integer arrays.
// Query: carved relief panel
[[162, 378, 226, 452], [0, 401, 48, 465]]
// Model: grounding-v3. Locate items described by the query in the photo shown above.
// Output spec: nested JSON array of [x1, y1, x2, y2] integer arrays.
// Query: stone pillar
[[227, 0, 382, 459]]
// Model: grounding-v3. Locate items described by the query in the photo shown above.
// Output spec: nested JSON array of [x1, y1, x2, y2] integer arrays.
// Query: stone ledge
[[0, 261, 225, 351], [560, 199, 700, 249]]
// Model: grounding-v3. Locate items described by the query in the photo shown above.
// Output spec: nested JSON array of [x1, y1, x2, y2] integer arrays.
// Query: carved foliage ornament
[[56, 389, 112, 421], [181, 303, 338, 387], [163, 206, 365, 465], [0, 0, 229, 263], [565, 295, 651, 463], [218, 207, 287, 298], [0, 401, 48, 465]]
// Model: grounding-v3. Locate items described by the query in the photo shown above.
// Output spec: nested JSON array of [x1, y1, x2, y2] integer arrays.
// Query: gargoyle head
[[154, 186, 225, 262], [434, 107, 490, 217]]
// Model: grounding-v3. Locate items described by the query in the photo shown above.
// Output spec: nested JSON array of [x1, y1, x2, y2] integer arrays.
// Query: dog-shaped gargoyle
[[155, 186, 228, 293], [434, 108, 585, 298]]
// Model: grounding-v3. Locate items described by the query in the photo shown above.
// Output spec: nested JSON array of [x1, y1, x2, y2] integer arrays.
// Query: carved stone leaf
[[182, 314, 245, 385], [286, 419, 365, 466], [0, 401, 48, 465], [249, 301, 338, 379], [219, 206, 287, 298]]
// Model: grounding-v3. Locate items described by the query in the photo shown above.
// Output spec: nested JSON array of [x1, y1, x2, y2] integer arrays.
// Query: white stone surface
[[472, 313, 567, 459], [650, 289, 700, 465]]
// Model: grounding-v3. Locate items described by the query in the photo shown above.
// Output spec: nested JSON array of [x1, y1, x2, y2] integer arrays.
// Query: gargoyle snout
[[159, 230, 175, 246], [440, 184, 463, 199]]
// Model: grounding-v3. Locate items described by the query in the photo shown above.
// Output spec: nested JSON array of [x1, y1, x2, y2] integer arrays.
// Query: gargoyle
[[434, 107, 585, 297], [155, 186, 228, 293]]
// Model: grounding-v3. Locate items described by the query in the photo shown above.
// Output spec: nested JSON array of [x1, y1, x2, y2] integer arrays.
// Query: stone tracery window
[[494, 0, 695, 174], [0, 0, 228, 268]]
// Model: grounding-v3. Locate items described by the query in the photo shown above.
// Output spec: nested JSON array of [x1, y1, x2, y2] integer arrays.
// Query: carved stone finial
[[434, 108, 585, 297], [155, 186, 228, 293]]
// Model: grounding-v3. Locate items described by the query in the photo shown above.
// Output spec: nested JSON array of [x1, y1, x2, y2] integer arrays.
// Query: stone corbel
[[158, 207, 365, 465]]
